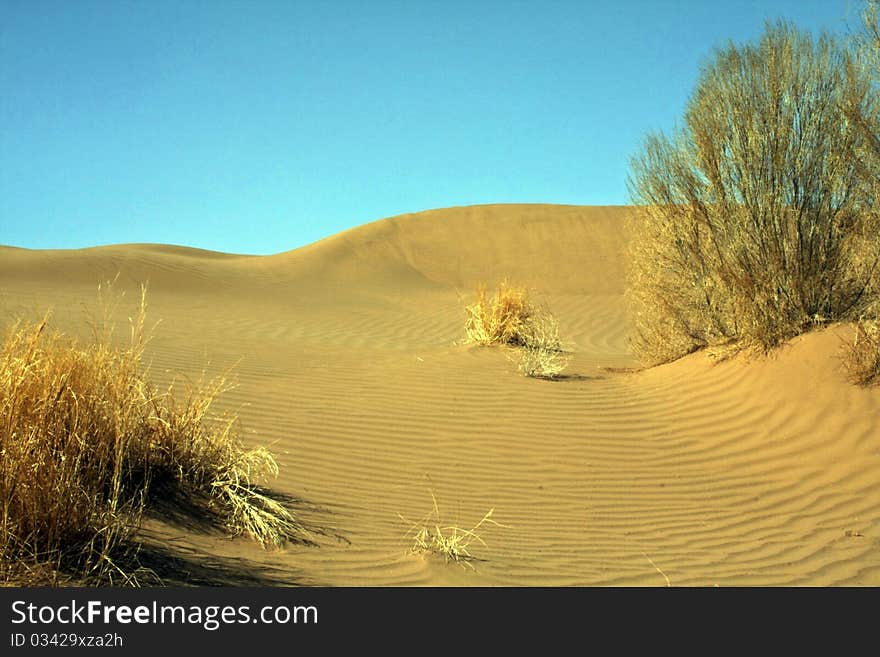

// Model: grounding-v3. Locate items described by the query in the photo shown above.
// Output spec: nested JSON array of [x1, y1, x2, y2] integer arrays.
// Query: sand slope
[[2, 203, 878, 586]]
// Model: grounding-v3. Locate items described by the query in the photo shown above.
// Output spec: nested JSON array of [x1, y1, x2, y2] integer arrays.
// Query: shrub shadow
[[120, 541, 317, 587], [546, 373, 606, 382], [143, 480, 347, 548]]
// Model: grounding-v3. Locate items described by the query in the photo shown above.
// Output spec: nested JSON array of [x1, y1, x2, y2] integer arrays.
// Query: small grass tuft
[[398, 491, 507, 569]]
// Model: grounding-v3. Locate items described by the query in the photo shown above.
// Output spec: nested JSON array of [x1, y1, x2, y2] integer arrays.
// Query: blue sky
[[0, 0, 865, 254]]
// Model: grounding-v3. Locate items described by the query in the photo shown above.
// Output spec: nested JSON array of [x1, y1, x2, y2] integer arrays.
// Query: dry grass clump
[[463, 281, 570, 378], [627, 22, 880, 365], [0, 288, 307, 586], [842, 319, 880, 386], [463, 281, 534, 347], [399, 491, 506, 569]]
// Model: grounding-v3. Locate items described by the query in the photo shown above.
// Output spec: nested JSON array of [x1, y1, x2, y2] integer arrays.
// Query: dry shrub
[[628, 22, 880, 365], [516, 345, 571, 379], [512, 314, 571, 379], [0, 288, 307, 586], [843, 319, 880, 386], [853, 2, 880, 99], [836, 2, 880, 388]]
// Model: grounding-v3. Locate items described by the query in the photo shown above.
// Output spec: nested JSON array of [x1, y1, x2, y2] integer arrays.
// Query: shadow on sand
[[548, 373, 606, 382], [129, 483, 347, 586], [119, 540, 313, 587], [144, 480, 346, 546]]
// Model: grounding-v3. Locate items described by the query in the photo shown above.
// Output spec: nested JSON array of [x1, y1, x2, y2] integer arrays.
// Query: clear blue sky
[[0, 0, 865, 254]]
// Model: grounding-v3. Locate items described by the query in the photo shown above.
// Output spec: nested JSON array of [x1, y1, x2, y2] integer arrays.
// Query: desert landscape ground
[[2, 203, 879, 586]]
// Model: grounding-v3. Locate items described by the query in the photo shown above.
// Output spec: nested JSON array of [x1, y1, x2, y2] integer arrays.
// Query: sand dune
[[2, 203, 878, 585]]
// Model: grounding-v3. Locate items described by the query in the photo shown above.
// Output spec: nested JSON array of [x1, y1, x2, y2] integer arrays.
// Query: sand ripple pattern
[[2, 205, 878, 586], [135, 301, 880, 586]]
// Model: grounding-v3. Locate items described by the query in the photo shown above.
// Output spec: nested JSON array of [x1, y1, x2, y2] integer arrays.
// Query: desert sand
[[2, 203, 878, 586]]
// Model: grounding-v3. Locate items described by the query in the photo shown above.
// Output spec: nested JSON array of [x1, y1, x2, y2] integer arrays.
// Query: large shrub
[[628, 22, 880, 364]]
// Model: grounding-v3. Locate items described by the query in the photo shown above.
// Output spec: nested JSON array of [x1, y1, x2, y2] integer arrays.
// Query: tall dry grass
[[463, 281, 535, 347], [627, 22, 880, 365], [0, 288, 308, 586]]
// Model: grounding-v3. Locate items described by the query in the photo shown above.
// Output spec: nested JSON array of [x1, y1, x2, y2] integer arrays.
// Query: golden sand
[[2, 204, 878, 585]]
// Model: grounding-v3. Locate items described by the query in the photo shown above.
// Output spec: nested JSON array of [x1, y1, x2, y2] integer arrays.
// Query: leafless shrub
[[628, 22, 880, 365]]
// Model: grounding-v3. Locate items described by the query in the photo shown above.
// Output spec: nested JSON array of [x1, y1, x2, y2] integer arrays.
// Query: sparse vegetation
[[843, 319, 880, 386], [627, 21, 880, 365], [0, 287, 308, 586], [463, 281, 570, 378], [399, 491, 506, 569]]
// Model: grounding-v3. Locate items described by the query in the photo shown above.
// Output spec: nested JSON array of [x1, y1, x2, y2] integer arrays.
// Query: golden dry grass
[[463, 281, 534, 347], [0, 287, 308, 586], [398, 491, 506, 569], [463, 281, 570, 378]]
